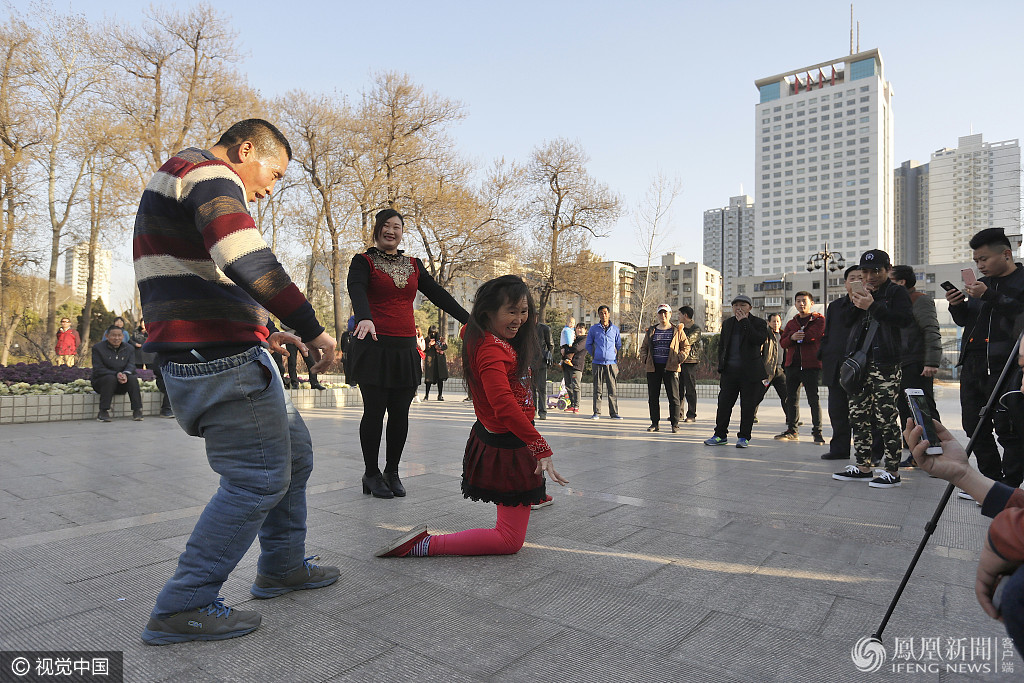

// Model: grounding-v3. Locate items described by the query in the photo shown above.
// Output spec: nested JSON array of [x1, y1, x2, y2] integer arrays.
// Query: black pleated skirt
[[347, 335, 422, 388]]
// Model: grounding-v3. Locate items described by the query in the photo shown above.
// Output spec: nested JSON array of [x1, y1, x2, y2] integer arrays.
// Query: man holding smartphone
[[832, 250, 913, 488], [946, 228, 1024, 500]]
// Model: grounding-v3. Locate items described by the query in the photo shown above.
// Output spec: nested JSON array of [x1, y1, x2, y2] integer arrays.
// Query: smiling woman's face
[[490, 296, 529, 340]]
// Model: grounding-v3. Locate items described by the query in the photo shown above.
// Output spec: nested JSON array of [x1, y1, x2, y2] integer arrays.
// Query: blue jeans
[[151, 346, 313, 618], [1003, 563, 1024, 656]]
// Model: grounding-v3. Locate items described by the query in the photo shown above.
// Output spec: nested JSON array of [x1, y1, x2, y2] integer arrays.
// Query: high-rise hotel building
[[753, 49, 894, 276]]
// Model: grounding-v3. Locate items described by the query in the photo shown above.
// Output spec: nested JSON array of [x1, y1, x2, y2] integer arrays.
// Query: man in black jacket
[[704, 295, 768, 449], [91, 325, 143, 422], [832, 250, 913, 488], [819, 266, 861, 460], [946, 228, 1024, 498]]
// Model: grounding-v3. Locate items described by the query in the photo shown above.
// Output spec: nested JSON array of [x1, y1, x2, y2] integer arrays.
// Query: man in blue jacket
[[586, 305, 622, 420]]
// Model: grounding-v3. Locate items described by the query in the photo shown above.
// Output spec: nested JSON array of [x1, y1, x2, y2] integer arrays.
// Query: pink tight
[[428, 504, 531, 556]]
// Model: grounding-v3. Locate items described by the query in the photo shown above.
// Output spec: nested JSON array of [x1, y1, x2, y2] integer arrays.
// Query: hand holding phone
[[905, 388, 942, 454], [940, 281, 958, 292], [851, 280, 868, 296], [962, 268, 978, 287]]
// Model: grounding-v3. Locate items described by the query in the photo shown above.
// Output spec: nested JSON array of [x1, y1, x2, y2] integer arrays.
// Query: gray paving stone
[[0, 396, 1014, 680]]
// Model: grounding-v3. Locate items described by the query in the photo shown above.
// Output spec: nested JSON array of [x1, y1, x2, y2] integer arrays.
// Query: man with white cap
[[704, 294, 768, 449]]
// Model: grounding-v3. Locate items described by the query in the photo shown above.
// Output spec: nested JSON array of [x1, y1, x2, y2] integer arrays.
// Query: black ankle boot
[[382, 471, 406, 497], [362, 473, 394, 499]]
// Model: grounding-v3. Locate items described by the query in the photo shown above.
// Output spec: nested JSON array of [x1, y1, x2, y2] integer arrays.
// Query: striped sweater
[[133, 148, 323, 353]]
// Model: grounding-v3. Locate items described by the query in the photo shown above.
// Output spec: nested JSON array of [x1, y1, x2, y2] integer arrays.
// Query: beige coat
[[639, 323, 691, 372]]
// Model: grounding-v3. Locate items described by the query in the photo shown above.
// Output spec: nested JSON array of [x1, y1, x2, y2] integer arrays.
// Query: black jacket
[[842, 278, 914, 367], [91, 340, 136, 380], [717, 314, 769, 381], [820, 295, 857, 383], [950, 264, 1024, 368]]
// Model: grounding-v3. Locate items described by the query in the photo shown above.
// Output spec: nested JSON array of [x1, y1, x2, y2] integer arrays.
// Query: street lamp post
[[805, 242, 846, 310]]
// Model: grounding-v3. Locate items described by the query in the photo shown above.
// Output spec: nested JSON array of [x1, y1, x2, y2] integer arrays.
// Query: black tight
[[358, 384, 417, 476], [424, 380, 444, 399]]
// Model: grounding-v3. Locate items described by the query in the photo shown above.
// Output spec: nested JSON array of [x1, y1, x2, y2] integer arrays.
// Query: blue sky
[[60, 0, 1024, 306]]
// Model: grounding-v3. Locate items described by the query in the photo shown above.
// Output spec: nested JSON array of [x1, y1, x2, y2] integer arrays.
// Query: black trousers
[[153, 364, 171, 411], [531, 361, 548, 415], [714, 372, 762, 440], [563, 365, 582, 408], [826, 380, 851, 456], [91, 374, 142, 411], [285, 343, 319, 387], [961, 354, 1024, 487], [897, 361, 940, 426], [785, 367, 822, 433], [679, 363, 698, 419], [424, 380, 444, 398], [358, 384, 418, 476], [646, 364, 680, 427], [756, 373, 789, 421]]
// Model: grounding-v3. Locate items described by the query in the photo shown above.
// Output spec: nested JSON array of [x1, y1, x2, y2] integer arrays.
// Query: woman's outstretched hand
[[536, 457, 568, 485]]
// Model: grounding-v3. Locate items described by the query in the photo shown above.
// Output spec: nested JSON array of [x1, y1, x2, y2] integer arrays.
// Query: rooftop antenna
[[857, 21, 860, 53], [850, 5, 854, 55]]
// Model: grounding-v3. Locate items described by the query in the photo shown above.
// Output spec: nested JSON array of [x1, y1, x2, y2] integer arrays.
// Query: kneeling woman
[[376, 275, 568, 557]]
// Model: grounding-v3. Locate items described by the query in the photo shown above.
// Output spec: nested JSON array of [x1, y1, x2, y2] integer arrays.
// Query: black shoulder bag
[[839, 319, 879, 394]]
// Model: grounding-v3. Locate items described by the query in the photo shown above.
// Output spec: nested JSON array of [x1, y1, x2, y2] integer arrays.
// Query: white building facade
[[927, 134, 1021, 264], [753, 49, 894, 278], [64, 242, 111, 306], [703, 195, 754, 305]]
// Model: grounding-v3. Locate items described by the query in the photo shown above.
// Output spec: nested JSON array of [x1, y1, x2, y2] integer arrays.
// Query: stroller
[[547, 380, 571, 411]]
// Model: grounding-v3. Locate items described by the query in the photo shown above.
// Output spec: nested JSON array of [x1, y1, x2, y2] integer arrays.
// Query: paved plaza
[[0, 386, 1014, 682]]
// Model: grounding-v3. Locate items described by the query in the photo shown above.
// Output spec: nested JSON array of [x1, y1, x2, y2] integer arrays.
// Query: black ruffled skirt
[[347, 335, 421, 388], [461, 422, 546, 507]]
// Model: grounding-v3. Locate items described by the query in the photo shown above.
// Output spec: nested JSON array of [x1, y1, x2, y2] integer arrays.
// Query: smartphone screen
[[940, 281, 957, 292], [851, 281, 868, 296], [905, 389, 942, 454], [962, 268, 978, 286]]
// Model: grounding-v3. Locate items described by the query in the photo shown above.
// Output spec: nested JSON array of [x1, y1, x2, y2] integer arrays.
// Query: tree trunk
[[0, 311, 21, 366]]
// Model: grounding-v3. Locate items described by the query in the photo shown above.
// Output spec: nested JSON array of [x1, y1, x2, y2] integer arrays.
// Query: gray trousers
[[592, 363, 619, 416]]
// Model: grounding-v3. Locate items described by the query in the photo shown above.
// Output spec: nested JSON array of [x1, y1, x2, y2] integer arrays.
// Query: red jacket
[[987, 486, 1024, 564], [55, 327, 80, 356], [779, 313, 824, 370]]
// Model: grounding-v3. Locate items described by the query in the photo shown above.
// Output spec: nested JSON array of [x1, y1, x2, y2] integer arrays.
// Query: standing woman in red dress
[[374, 275, 568, 558], [347, 209, 470, 498]]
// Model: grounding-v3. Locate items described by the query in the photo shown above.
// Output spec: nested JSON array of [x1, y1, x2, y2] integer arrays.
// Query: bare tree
[[26, 8, 103, 348], [0, 16, 40, 364], [627, 173, 682, 352], [526, 138, 621, 321]]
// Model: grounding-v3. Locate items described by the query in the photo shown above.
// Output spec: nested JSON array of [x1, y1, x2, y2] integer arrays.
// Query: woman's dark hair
[[372, 209, 404, 243], [462, 275, 539, 399], [427, 325, 439, 339]]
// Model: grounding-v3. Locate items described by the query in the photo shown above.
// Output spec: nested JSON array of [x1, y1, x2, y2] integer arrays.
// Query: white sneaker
[[412, 395, 421, 403], [956, 490, 974, 501]]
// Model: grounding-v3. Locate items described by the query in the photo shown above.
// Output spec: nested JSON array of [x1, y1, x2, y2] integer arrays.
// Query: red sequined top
[[347, 249, 469, 337], [471, 332, 552, 460]]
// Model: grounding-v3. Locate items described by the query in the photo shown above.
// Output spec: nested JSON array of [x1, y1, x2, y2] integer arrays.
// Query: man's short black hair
[[794, 290, 814, 302], [890, 265, 916, 288], [969, 227, 1012, 251], [105, 325, 125, 335], [217, 119, 292, 161], [678, 305, 694, 319], [767, 312, 782, 321], [844, 265, 859, 280], [597, 305, 610, 314]]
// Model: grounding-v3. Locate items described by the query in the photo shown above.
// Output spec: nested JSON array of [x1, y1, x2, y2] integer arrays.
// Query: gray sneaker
[[142, 597, 260, 645], [97, 410, 112, 422], [250, 555, 340, 599]]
